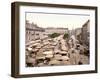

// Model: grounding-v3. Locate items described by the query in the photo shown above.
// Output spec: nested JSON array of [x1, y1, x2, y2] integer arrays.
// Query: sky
[[26, 12, 90, 30]]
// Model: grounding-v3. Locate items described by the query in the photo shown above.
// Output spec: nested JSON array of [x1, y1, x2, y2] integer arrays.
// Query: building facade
[[25, 21, 45, 43], [45, 27, 69, 35], [26, 21, 69, 43], [81, 20, 90, 47]]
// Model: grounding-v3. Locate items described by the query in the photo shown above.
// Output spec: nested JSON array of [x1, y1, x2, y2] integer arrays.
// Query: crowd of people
[[25, 34, 89, 67]]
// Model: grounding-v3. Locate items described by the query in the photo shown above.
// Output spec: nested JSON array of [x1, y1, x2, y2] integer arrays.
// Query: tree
[[48, 33, 60, 38], [63, 33, 69, 39]]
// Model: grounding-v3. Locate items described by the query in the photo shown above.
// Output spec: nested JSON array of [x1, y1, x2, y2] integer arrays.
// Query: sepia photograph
[[11, 2, 97, 77], [25, 12, 90, 67]]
